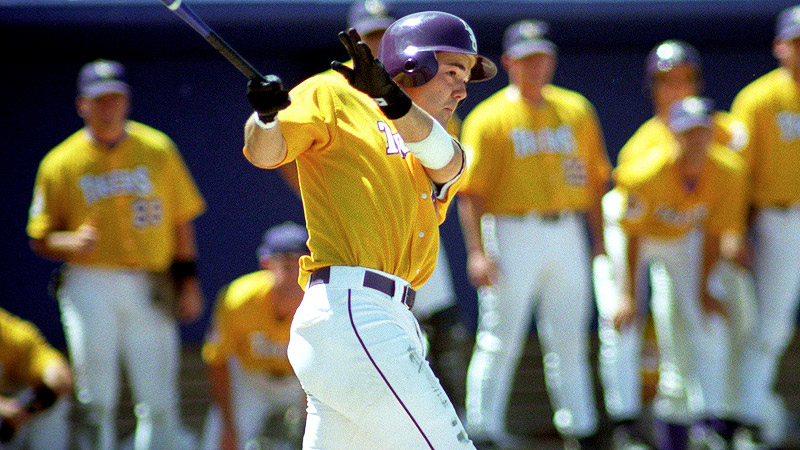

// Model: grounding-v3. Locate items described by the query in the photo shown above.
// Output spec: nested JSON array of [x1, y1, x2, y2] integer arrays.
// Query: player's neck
[[88, 125, 128, 149]]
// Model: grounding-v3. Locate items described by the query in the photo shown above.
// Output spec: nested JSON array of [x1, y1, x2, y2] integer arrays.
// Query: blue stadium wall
[[1, 0, 794, 347]]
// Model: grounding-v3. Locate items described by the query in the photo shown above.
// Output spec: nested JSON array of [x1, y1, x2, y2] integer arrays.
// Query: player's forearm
[[585, 197, 606, 257], [243, 112, 288, 168], [458, 194, 486, 255], [395, 105, 463, 183], [623, 233, 640, 299], [207, 362, 237, 431], [703, 232, 722, 294]]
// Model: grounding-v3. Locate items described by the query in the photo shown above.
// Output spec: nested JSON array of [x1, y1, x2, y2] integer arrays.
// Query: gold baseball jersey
[[0, 307, 68, 390], [730, 67, 800, 207], [615, 143, 747, 239], [27, 121, 206, 272], [617, 112, 749, 167], [460, 84, 611, 215], [247, 72, 462, 289], [202, 270, 294, 377]]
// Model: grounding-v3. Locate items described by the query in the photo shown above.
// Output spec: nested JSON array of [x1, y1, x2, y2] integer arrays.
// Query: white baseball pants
[[726, 206, 800, 427], [635, 231, 730, 424], [59, 265, 183, 450], [466, 212, 598, 439], [412, 240, 457, 321], [287, 266, 473, 450], [201, 358, 304, 450]]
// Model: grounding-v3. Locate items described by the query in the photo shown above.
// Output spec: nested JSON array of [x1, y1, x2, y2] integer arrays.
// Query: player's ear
[[76, 97, 88, 118], [774, 39, 789, 60]]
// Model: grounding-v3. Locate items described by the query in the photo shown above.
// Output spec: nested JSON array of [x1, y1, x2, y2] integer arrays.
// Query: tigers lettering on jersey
[[377, 120, 410, 157], [79, 166, 153, 205], [653, 203, 708, 228], [511, 125, 576, 157]]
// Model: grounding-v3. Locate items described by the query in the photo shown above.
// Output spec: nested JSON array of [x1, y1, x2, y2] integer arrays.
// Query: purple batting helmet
[[377, 11, 497, 87], [645, 40, 702, 89]]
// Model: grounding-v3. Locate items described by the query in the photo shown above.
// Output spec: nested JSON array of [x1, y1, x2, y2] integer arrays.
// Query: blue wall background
[[0, 0, 793, 347]]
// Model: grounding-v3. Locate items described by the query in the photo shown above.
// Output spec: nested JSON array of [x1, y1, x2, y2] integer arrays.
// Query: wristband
[[405, 120, 455, 170], [254, 113, 278, 130], [170, 260, 198, 284], [374, 84, 412, 120]]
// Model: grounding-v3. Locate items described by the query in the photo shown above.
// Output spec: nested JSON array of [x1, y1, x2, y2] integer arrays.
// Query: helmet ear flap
[[394, 52, 438, 87]]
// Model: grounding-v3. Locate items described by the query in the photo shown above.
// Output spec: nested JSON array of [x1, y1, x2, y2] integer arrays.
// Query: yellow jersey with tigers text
[[460, 84, 611, 215], [27, 121, 206, 272], [202, 270, 294, 377], [615, 143, 747, 239], [246, 72, 462, 289], [730, 67, 800, 208]]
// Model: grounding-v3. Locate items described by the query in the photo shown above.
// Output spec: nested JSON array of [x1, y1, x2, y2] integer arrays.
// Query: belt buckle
[[401, 285, 415, 309]]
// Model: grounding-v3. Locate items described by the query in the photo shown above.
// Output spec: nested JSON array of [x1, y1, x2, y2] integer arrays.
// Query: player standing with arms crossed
[[613, 97, 748, 450], [242, 11, 496, 450], [595, 39, 748, 450], [722, 5, 800, 448], [26, 59, 206, 450], [458, 19, 610, 450], [201, 222, 308, 450], [0, 307, 73, 450]]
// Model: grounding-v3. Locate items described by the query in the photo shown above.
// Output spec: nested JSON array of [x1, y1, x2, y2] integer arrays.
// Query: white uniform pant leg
[[201, 359, 304, 450], [59, 266, 123, 450], [8, 397, 72, 450], [100, 271, 183, 450], [288, 267, 473, 450], [597, 191, 644, 421], [732, 208, 800, 425], [644, 232, 729, 423], [465, 215, 542, 439], [535, 215, 598, 437], [412, 241, 457, 322]]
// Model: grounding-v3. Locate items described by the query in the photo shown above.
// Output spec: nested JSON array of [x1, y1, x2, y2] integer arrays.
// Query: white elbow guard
[[405, 120, 454, 170]]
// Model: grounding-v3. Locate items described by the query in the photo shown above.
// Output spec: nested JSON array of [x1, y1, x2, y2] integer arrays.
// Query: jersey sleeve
[[460, 105, 507, 199], [261, 75, 340, 168], [0, 309, 67, 386], [26, 154, 68, 240], [165, 143, 206, 224], [579, 100, 612, 191], [201, 285, 234, 366], [706, 152, 748, 236]]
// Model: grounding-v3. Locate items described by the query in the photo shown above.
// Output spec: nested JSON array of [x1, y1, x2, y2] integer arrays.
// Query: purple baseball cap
[[776, 5, 800, 41], [257, 222, 309, 260], [77, 59, 130, 98], [668, 96, 714, 133], [347, 0, 395, 37], [503, 20, 557, 59]]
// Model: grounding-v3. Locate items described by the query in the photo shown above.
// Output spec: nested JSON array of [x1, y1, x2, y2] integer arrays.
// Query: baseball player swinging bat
[[159, 0, 265, 81]]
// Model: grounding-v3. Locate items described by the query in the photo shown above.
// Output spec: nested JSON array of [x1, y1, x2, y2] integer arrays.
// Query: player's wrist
[[405, 120, 455, 169], [374, 83, 412, 120], [253, 112, 278, 130], [170, 260, 198, 286]]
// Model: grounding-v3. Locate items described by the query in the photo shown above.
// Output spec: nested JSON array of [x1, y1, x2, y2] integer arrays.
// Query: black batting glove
[[246, 75, 291, 123], [331, 28, 412, 120]]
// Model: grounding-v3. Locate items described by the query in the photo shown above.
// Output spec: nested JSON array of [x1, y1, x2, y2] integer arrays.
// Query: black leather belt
[[309, 267, 415, 309]]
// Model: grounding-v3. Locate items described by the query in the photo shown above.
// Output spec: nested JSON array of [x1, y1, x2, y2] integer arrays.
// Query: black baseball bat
[[159, 0, 264, 81]]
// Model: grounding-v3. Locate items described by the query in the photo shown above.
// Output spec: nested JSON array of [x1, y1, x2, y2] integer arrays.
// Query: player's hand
[[466, 251, 498, 288], [41, 361, 73, 397], [246, 75, 291, 124], [69, 218, 98, 254], [613, 293, 637, 330], [331, 28, 412, 119], [175, 277, 204, 324]]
